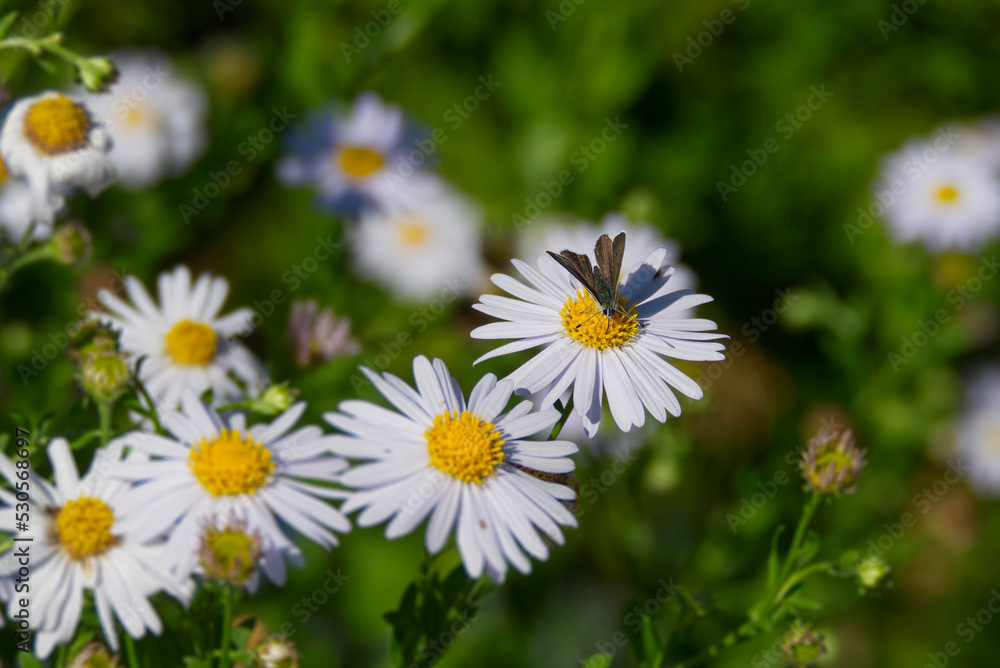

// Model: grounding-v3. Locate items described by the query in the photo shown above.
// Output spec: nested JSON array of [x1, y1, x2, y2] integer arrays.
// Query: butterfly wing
[[594, 232, 626, 285], [547, 250, 597, 294]]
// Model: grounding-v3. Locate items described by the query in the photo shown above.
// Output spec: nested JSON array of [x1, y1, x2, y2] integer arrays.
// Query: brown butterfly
[[547, 232, 631, 322]]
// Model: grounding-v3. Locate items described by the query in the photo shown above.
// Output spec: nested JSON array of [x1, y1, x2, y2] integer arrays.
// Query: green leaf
[[18, 654, 46, 668], [784, 595, 822, 612], [0, 11, 18, 40], [70, 431, 99, 450], [767, 525, 785, 590], [440, 564, 469, 607], [639, 613, 665, 668], [794, 530, 821, 568], [230, 625, 252, 649]]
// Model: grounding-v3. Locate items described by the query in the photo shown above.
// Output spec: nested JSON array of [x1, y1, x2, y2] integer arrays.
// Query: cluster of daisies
[[0, 224, 725, 657], [0, 50, 206, 246], [277, 92, 488, 302], [873, 119, 1000, 252]]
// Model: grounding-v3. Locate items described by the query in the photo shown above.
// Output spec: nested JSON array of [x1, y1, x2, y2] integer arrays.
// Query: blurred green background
[[3, 0, 1000, 666]]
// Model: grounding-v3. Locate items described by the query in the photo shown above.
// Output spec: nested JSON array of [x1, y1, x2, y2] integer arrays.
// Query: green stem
[[776, 492, 821, 588], [0, 33, 79, 66], [124, 634, 140, 668], [56, 641, 68, 667], [219, 585, 234, 668], [548, 396, 575, 440], [773, 561, 835, 604], [0, 222, 43, 293], [131, 373, 164, 432], [98, 400, 113, 446], [672, 493, 826, 667]]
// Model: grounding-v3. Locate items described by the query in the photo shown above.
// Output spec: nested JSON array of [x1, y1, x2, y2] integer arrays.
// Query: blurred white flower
[[277, 91, 423, 215], [81, 50, 208, 188], [348, 174, 485, 302], [0, 158, 60, 242], [955, 364, 1000, 495], [0, 91, 115, 223], [876, 125, 1000, 251]]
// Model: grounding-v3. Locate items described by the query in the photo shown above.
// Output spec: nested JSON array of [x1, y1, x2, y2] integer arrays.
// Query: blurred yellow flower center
[[166, 320, 218, 365], [190, 429, 275, 496], [426, 410, 504, 483], [398, 218, 428, 246], [339, 146, 383, 178], [23, 95, 91, 155], [0, 157, 8, 185], [56, 497, 118, 560], [561, 289, 638, 351], [123, 105, 146, 127], [936, 186, 959, 202]]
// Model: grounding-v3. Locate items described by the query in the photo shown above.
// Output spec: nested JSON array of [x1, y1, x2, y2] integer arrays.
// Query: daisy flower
[[91, 265, 268, 411], [876, 128, 1000, 251], [287, 299, 360, 367], [81, 50, 208, 189], [325, 355, 578, 583], [113, 394, 352, 589], [0, 438, 191, 658], [0, 91, 116, 224], [518, 211, 699, 313], [276, 91, 422, 215], [348, 175, 486, 302], [955, 364, 1000, 495], [471, 242, 726, 437]]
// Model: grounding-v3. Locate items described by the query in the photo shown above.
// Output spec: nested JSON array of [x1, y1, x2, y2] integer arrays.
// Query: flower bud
[[254, 637, 299, 668], [50, 221, 92, 266], [781, 621, 826, 667], [799, 429, 866, 496], [199, 524, 260, 586], [845, 551, 890, 592], [249, 383, 299, 416], [77, 55, 120, 93], [79, 350, 131, 402], [286, 299, 359, 368], [68, 642, 120, 668], [69, 321, 119, 362]]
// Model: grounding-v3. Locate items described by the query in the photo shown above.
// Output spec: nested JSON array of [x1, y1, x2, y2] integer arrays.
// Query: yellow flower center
[[426, 410, 504, 484], [189, 429, 275, 496], [23, 95, 92, 155], [0, 157, 8, 185], [55, 497, 118, 560], [398, 218, 429, 246], [936, 185, 959, 203], [166, 320, 218, 365], [339, 146, 384, 178], [560, 289, 639, 351]]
